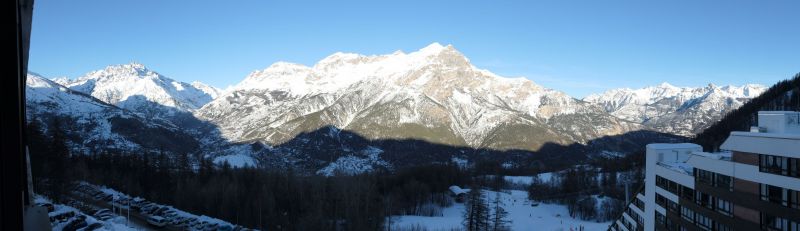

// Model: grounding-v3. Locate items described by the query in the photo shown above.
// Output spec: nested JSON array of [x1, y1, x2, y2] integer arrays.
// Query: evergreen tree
[[26, 120, 48, 182], [490, 193, 510, 231], [47, 118, 71, 202], [463, 185, 489, 231]]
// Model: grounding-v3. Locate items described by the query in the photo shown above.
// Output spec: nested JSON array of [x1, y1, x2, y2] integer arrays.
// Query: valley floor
[[387, 190, 611, 231]]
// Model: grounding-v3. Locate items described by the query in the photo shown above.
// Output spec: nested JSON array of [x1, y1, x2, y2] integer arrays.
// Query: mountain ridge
[[583, 82, 766, 136], [24, 43, 771, 174], [196, 43, 640, 152], [53, 63, 219, 113]]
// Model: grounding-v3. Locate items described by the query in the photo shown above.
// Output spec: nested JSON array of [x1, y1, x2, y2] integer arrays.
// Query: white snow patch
[[214, 154, 257, 168], [388, 190, 611, 231]]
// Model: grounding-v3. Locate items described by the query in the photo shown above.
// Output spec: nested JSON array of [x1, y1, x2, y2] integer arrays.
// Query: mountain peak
[[82, 62, 158, 81], [416, 42, 458, 56], [656, 82, 675, 88], [60, 63, 219, 111], [253, 62, 311, 77], [109, 62, 149, 72], [316, 52, 364, 68], [419, 42, 446, 52]]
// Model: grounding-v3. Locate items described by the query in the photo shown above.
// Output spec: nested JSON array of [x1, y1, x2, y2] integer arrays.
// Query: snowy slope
[[26, 72, 200, 154], [388, 190, 610, 231], [584, 83, 766, 136], [191, 81, 224, 99], [57, 63, 218, 112], [197, 43, 640, 152]]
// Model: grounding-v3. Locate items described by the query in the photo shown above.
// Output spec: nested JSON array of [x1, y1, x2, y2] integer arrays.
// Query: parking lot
[[68, 183, 253, 231]]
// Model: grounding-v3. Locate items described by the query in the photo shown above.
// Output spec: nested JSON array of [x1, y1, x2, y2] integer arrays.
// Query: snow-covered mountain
[[55, 63, 218, 114], [31, 44, 741, 174], [26, 72, 200, 154], [583, 83, 766, 136], [196, 43, 640, 152], [191, 81, 224, 99]]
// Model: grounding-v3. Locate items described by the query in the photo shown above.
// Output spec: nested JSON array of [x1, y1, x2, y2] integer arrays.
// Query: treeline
[[526, 158, 639, 222], [693, 73, 800, 151], [27, 119, 475, 230], [462, 186, 510, 231], [28, 116, 641, 230]]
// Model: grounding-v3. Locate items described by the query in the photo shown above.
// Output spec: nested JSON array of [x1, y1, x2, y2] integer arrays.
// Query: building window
[[716, 223, 732, 231], [656, 194, 667, 208], [716, 174, 732, 191], [656, 212, 666, 226], [667, 200, 680, 215], [761, 213, 794, 231], [668, 180, 679, 194], [760, 154, 800, 178], [695, 213, 712, 231], [656, 175, 684, 195], [634, 197, 645, 211], [681, 206, 694, 222], [694, 169, 733, 191], [716, 198, 732, 216], [761, 184, 800, 210], [696, 169, 713, 185], [696, 191, 713, 210], [681, 186, 695, 201]]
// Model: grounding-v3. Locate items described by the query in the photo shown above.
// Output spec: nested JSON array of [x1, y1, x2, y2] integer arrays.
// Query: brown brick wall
[[732, 151, 759, 165], [734, 178, 759, 195], [733, 204, 760, 224]]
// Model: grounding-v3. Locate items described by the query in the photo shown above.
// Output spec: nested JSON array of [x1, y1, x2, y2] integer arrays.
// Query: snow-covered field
[[388, 190, 611, 231]]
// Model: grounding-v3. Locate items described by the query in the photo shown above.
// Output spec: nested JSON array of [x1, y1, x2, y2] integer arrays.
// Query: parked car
[[141, 204, 158, 213], [92, 209, 111, 216], [168, 216, 185, 226], [130, 200, 144, 210], [93, 209, 113, 220], [79, 222, 104, 231], [162, 210, 177, 218], [194, 221, 208, 230], [183, 217, 198, 225], [204, 223, 219, 231], [36, 202, 54, 212], [50, 211, 76, 222], [146, 215, 168, 228], [218, 225, 234, 231], [80, 223, 103, 231], [153, 206, 170, 216], [62, 219, 88, 231]]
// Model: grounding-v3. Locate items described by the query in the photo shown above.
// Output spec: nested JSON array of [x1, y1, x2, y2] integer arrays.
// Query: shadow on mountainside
[[260, 125, 687, 174], [31, 92, 687, 174]]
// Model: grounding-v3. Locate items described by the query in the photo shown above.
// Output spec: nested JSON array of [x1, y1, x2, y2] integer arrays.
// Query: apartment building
[[610, 111, 800, 231]]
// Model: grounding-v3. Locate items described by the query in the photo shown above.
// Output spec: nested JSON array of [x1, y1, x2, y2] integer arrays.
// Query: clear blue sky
[[30, 0, 799, 98]]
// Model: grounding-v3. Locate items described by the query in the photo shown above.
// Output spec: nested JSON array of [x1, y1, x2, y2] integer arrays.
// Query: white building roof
[[721, 131, 800, 158]]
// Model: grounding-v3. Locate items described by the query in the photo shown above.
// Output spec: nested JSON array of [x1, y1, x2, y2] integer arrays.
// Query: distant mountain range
[[584, 83, 765, 136], [25, 43, 766, 174]]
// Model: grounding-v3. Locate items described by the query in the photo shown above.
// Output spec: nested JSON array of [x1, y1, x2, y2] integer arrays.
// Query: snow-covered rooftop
[[691, 151, 731, 161], [657, 161, 693, 175]]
